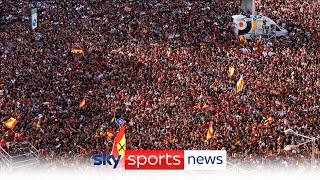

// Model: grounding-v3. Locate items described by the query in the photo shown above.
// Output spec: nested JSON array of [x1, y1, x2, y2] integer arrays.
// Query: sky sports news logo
[[93, 150, 226, 170]]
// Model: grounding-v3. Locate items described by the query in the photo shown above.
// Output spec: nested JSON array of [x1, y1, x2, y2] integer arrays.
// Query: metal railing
[[0, 146, 11, 168], [0, 142, 40, 171]]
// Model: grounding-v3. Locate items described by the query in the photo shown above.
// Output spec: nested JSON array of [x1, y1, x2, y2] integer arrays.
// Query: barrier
[[0, 142, 40, 171]]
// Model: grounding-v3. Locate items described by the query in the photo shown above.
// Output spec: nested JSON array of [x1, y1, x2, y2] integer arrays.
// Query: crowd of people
[[0, 0, 319, 170]]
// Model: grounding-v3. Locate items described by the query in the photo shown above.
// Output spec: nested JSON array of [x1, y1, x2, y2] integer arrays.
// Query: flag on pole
[[236, 75, 245, 93], [31, 8, 37, 30], [3, 117, 18, 130], [106, 129, 115, 140], [228, 66, 235, 77], [79, 98, 86, 108], [265, 116, 273, 125], [71, 49, 85, 57], [206, 121, 214, 141], [36, 119, 41, 128], [124, 6, 133, 13], [111, 125, 126, 159]]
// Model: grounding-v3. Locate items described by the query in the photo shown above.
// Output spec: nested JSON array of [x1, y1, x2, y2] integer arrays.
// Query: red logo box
[[125, 150, 184, 170]]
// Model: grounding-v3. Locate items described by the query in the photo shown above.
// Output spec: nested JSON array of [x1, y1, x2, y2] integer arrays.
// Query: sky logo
[[92, 153, 121, 169]]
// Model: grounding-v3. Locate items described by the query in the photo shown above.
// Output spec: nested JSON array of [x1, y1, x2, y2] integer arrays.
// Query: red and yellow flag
[[111, 125, 126, 158], [36, 119, 41, 128], [236, 75, 245, 93], [124, 6, 132, 13], [71, 49, 85, 57], [265, 116, 273, 126], [79, 98, 86, 108], [206, 121, 214, 141], [228, 66, 235, 77], [106, 129, 115, 140], [3, 117, 18, 130]]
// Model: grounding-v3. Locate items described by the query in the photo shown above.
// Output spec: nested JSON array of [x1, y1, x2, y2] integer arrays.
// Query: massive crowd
[[0, 0, 319, 170]]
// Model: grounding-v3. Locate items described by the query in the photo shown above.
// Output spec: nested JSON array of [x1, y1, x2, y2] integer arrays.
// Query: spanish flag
[[36, 119, 41, 128], [71, 48, 85, 57], [236, 75, 245, 93], [124, 6, 133, 13], [228, 66, 235, 77], [206, 121, 214, 141], [32, 120, 41, 128], [265, 116, 273, 125], [106, 129, 115, 140], [3, 117, 18, 130], [111, 125, 126, 159], [79, 98, 86, 108]]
